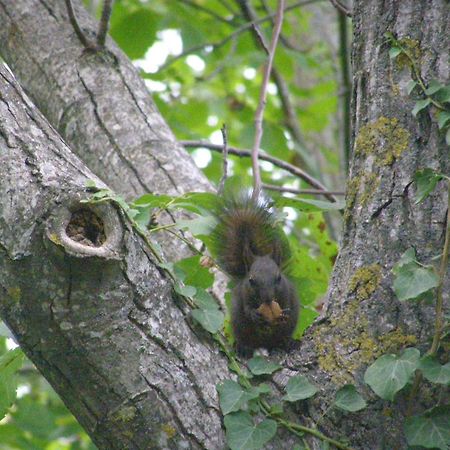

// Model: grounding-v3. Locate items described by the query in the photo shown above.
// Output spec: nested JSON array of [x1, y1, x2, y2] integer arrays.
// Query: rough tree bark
[[0, 0, 448, 449]]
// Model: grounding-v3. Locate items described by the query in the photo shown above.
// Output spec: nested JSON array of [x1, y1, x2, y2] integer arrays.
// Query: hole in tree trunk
[[66, 209, 106, 247]]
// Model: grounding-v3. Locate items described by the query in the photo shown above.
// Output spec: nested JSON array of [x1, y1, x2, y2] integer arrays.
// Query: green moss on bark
[[314, 265, 416, 384], [355, 117, 409, 166], [348, 264, 382, 301]]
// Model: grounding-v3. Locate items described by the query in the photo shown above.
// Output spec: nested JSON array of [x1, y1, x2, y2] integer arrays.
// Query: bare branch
[[328, 0, 352, 17], [180, 140, 339, 202], [251, 0, 285, 200], [263, 183, 345, 196], [65, 0, 95, 49], [157, 0, 321, 72], [96, 0, 114, 48], [218, 124, 229, 194]]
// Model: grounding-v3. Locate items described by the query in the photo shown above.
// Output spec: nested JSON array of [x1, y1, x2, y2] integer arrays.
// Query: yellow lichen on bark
[[355, 117, 409, 166]]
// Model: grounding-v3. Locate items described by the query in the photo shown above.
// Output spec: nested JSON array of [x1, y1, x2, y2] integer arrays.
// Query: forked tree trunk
[[0, 0, 448, 449]]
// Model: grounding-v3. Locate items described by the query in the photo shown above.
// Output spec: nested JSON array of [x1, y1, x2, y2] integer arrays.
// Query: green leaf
[[110, 8, 158, 59], [392, 258, 439, 301], [418, 355, 450, 385], [363, 348, 420, 401], [217, 380, 259, 415], [175, 216, 217, 236], [175, 256, 214, 290], [282, 375, 318, 402], [191, 308, 224, 334], [389, 47, 402, 59], [425, 79, 444, 95], [434, 85, 450, 103], [404, 406, 450, 449], [247, 356, 281, 376], [414, 168, 445, 204], [193, 288, 219, 310], [174, 284, 196, 298], [275, 197, 345, 212], [334, 385, 367, 412], [438, 111, 450, 130], [412, 98, 431, 116], [406, 80, 418, 95], [224, 411, 277, 450], [0, 348, 24, 420]]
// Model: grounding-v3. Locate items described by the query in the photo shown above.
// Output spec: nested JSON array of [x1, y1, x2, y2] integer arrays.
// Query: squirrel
[[213, 193, 299, 356]]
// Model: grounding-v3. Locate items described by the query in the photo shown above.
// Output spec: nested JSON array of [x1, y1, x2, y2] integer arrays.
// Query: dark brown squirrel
[[213, 193, 299, 356]]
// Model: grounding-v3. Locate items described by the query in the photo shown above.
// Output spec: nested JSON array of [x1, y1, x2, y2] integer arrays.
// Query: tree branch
[[328, 0, 352, 17], [180, 140, 338, 202], [96, 0, 113, 47], [251, 0, 285, 199]]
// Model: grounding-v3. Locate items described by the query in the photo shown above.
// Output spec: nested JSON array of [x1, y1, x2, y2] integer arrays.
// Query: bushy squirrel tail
[[212, 192, 290, 278]]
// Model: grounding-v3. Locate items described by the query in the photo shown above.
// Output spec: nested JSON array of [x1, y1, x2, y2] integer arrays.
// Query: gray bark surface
[[0, 66, 227, 448], [285, 1, 449, 448], [0, 0, 448, 449]]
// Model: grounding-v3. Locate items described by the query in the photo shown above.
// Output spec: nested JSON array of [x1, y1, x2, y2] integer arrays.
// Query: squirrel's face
[[247, 255, 282, 305]]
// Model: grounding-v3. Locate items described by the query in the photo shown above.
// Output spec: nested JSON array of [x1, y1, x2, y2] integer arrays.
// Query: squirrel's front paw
[[249, 309, 269, 325]]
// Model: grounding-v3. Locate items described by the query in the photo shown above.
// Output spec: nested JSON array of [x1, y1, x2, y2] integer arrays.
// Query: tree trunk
[[0, 0, 448, 449], [287, 1, 449, 448]]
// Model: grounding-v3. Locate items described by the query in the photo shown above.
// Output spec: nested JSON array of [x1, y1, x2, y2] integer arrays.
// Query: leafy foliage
[[392, 248, 439, 301], [282, 375, 317, 402], [333, 385, 367, 412], [224, 411, 277, 450], [404, 406, 450, 450], [364, 348, 420, 401]]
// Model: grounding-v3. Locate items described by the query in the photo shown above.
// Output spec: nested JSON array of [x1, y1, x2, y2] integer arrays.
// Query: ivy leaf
[[412, 98, 431, 116], [406, 80, 417, 95], [434, 85, 450, 103], [364, 348, 420, 401], [414, 168, 445, 204], [175, 256, 214, 290], [191, 308, 224, 334], [224, 411, 277, 450], [282, 375, 318, 402], [389, 47, 402, 59], [274, 197, 345, 212], [404, 406, 450, 449], [0, 348, 24, 421], [392, 248, 439, 301], [217, 380, 259, 415], [418, 355, 450, 385], [438, 111, 450, 130], [247, 356, 281, 376], [175, 216, 217, 236], [334, 385, 367, 412], [174, 284, 196, 298], [425, 79, 444, 96], [193, 288, 219, 310]]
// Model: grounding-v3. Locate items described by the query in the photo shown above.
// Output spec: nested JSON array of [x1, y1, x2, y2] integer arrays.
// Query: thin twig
[[176, 0, 236, 25], [337, 10, 351, 172], [97, 0, 114, 48], [180, 140, 338, 202], [263, 183, 345, 196], [430, 180, 450, 355], [157, 0, 321, 72], [218, 124, 229, 194], [238, 0, 310, 168], [328, 0, 352, 17], [65, 0, 95, 48], [251, 0, 285, 200]]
